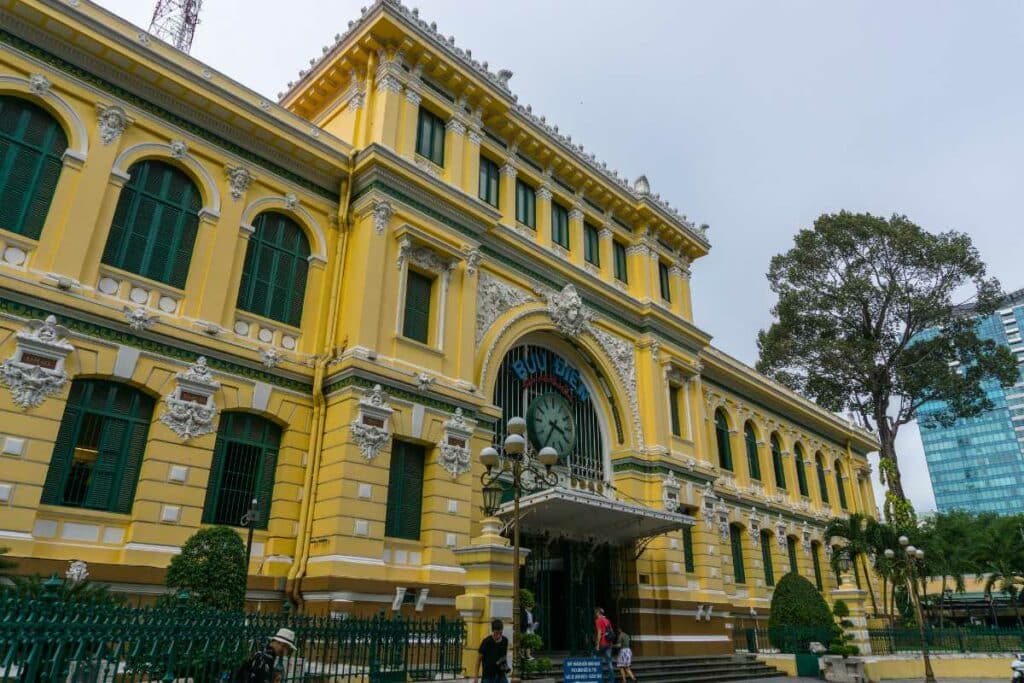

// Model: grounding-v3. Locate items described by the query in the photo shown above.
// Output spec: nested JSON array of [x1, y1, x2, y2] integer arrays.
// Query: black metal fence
[[868, 627, 1024, 654], [0, 584, 465, 683], [734, 626, 838, 654]]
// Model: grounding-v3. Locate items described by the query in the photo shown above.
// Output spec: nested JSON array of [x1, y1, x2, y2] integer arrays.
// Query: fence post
[[957, 627, 965, 653]]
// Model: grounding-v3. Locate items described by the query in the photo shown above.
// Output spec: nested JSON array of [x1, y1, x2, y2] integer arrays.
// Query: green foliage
[[832, 600, 850, 620], [520, 632, 542, 652], [757, 212, 1017, 524], [769, 573, 840, 651], [0, 547, 16, 576], [522, 656, 552, 679], [519, 588, 536, 610], [3, 573, 126, 607], [165, 526, 247, 612]]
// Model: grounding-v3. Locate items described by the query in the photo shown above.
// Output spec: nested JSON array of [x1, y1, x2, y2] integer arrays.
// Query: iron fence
[[0, 581, 465, 683], [734, 626, 839, 654], [868, 627, 1024, 654]]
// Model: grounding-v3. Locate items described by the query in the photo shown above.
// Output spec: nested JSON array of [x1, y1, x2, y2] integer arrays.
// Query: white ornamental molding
[[66, 559, 89, 584], [123, 306, 158, 331], [748, 507, 762, 545], [801, 522, 812, 553], [776, 514, 788, 551], [475, 272, 534, 344], [0, 315, 74, 410], [224, 166, 252, 201], [396, 237, 455, 275], [589, 324, 643, 447], [260, 347, 282, 369], [700, 482, 718, 531], [95, 104, 130, 145], [29, 73, 51, 96], [284, 193, 299, 210], [438, 408, 475, 479], [159, 357, 219, 440], [350, 384, 393, 461], [662, 471, 681, 512], [716, 503, 731, 539], [546, 284, 592, 338], [371, 201, 392, 236], [463, 248, 481, 276], [169, 140, 188, 159]]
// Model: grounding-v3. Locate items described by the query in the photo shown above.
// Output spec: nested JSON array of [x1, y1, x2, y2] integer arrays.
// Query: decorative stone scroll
[[96, 104, 129, 145], [224, 165, 252, 201], [662, 471, 681, 512], [0, 315, 74, 409], [776, 514, 788, 551], [701, 482, 718, 532], [802, 522, 812, 553], [396, 237, 455, 275], [438, 408, 474, 479], [546, 284, 592, 337], [748, 507, 762, 546], [159, 357, 219, 440], [475, 272, 533, 344], [350, 384, 393, 461]]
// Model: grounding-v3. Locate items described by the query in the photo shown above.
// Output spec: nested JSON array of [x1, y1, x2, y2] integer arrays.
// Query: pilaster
[[368, 50, 404, 151], [462, 126, 482, 196], [498, 160, 517, 226], [443, 118, 466, 186], [397, 84, 421, 160], [598, 225, 614, 282], [626, 239, 651, 301], [535, 182, 553, 249], [567, 206, 585, 267], [832, 571, 872, 654]]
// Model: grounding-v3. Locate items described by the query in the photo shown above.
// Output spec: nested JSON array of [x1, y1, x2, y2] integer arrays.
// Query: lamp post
[[240, 497, 259, 576], [884, 536, 935, 683], [479, 417, 559, 683]]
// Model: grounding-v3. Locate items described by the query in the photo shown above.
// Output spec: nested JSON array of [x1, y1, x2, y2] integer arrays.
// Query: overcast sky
[[93, 0, 1024, 514]]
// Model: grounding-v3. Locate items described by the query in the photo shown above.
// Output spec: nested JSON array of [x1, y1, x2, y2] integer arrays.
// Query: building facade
[[919, 288, 1024, 514], [0, 0, 878, 658]]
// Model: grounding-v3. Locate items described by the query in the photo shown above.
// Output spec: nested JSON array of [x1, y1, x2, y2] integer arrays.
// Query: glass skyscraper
[[918, 288, 1024, 514]]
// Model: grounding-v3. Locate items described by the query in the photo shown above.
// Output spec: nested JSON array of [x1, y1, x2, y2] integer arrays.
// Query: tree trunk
[[1015, 594, 1022, 629], [859, 553, 879, 616], [939, 576, 946, 630]]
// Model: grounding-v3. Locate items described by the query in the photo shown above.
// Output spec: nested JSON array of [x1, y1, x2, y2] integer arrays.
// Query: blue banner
[[563, 657, 604, 683]]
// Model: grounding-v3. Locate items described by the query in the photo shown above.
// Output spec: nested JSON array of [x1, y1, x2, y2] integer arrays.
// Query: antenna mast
[[149, 0, 202, 53]]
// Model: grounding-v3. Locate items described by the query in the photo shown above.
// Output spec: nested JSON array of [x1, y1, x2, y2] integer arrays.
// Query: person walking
[[614, 628, 636, 683], [232, 628, 297, 683], [594, 607, 615, 683], [472, 619, 510, 683]]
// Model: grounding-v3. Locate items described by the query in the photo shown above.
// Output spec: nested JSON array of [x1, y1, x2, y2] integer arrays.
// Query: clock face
[[526, 392, 576, 458]]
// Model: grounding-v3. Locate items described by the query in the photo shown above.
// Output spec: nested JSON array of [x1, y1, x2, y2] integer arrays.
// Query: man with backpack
[[594, 607, 615, 683]]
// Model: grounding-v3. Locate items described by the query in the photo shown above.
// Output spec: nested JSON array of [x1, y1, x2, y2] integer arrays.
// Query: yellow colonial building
[[0, 0, 878, 657]]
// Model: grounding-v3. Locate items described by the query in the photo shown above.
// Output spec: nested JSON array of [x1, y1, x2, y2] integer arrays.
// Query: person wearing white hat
[[232, 628, 297, 683]]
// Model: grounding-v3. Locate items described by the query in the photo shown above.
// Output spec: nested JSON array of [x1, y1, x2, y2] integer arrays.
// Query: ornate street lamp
[[479, 417, 559, 682], [884, 536, 935, 683], [240, 497, 259, 578]]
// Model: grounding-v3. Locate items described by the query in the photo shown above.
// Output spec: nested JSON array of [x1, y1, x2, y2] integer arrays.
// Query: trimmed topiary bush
[[768, 573, 840, 652], [165, 526, 247, 611]]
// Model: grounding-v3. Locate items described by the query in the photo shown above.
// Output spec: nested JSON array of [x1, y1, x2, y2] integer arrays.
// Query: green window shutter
[[40, 386, 85, 505], [795, 448, 809, 496], [204, 413, 281, 529], [584, 222, 600, 265], [0, 95, 68, 239], [416, 108, 445, 166], [83, 417, 127, 510], [237, 212, 311, 326], [659, 262, 671, 301], [668, 386, 681, 437], [787, 536, 799, 575], [386, 441, 425, 540], [771, 436, 786, 489], [835, 466, 848, 509], [730, 525, 745, 584], [682, 526, 695, 573], [816, 457, 830, 503], [403, 270, 433, 343], [516, 180, 535, 228], [102, 160, 201, 288], [761, 532, 774, 586], [613, 240, 628, 282], [551, 202, 569, 248], [715, 410, 732, 471], [812, 544, 824, 590], [112, 404, 153, 514], [744, 424, 761, 480], [479, 156, 499, 206]]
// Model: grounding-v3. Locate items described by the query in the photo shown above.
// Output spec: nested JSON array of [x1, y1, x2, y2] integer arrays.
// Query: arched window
[[0, 95, 68, 239], [203, 412, 280, 529], [102, 159, 200, 288], [771, 433, 786, 490], [795, 443, 810, 497], [237, 211, 311, 327], [787, 536, 799, 575], [744, 422, 761, 480], [816, 452, 830, 504], [760, 530, 774, 586], [41, 380, 153, 513], [811, 541, 824, 591], [715, 409, 733, 471], [835, 460, 849, 509], [730, 524, 746, 584]]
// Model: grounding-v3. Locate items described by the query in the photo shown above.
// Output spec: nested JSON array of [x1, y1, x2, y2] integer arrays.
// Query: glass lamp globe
[[504, 433, 526, 455], [884, 549, 895, 559], [915, 548, 925, 560], [480, 446, 499, 470], [906, 545, 916, 556], [898, 535, 909, 547], [507, 416, 527, 436], [538, 446, 558, 468]]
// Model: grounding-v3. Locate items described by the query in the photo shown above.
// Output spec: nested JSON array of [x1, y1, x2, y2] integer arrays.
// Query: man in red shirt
[[594, 607, 614, 683]]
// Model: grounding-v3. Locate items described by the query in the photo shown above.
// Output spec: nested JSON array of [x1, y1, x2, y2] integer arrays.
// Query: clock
[[526, 392, 575, 458]]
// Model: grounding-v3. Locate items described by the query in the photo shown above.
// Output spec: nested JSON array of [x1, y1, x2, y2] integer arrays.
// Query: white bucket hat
[[271, 628, 297, 652]]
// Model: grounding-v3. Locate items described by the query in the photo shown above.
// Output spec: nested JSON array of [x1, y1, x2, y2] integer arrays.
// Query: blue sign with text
[[563, 657, 604, 683]]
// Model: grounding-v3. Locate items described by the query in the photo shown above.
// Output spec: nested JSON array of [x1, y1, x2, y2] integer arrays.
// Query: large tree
[[757, 212, 1017, 526]]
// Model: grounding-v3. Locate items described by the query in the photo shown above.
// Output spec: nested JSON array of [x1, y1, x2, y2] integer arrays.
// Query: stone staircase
[[540, 653, 784, 682]]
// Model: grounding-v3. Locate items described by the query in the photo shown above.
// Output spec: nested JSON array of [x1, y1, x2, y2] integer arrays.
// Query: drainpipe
[[287, 156, 355, 608]]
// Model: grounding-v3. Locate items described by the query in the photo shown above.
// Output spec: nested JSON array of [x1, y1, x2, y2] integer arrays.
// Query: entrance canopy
[[498, 487, 694, 544]]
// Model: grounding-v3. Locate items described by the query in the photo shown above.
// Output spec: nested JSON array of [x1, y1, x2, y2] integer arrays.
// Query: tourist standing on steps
[[615, 628, 636, 683], [594, 607, 615, 683]]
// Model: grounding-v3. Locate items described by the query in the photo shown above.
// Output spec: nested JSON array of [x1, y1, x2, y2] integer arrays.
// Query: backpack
[[603, 620, 615, 644]]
